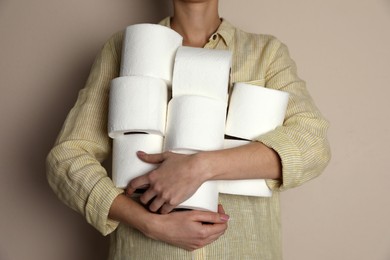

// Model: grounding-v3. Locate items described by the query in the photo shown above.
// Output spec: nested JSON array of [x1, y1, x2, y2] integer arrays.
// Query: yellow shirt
[[46, 17, 331, 259]]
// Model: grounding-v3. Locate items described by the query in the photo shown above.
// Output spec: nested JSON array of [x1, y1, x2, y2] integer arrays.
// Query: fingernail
[[124, 189, 131, 197], [137, 151, 146, 156], [220, 214, 230, 221]]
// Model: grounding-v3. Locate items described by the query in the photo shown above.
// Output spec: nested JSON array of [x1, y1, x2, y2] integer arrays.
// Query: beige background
[[1, 0, 389, 259]]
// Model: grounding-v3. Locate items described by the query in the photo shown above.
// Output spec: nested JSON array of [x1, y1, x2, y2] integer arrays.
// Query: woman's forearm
[[198, 141, 282, 182], [108, 194, 151, 234], [108, 194, 229, 251], [128, 142, 282, 213]]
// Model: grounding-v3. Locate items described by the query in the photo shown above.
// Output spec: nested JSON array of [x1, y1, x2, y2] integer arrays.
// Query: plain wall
[[1, 0, 389, 259]]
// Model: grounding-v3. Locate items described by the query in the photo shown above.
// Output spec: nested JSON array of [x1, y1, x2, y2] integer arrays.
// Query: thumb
[[192, 211, 230, 224], [137, 151, 165, 164]]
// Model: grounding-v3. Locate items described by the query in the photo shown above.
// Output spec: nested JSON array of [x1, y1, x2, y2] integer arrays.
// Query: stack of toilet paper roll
[[164, 46, 232, 212], [218, 82, 290, 197], [108, 23, 290, 213], [108, 24, 182, 189]]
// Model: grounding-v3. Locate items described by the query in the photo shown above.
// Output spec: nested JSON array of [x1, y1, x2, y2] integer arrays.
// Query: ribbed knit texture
[[46, 17, 331, 259]]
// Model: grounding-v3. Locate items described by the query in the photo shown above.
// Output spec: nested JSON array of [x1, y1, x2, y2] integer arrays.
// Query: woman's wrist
[[138, 210, 160, 239], [192, 150, 220, 182], [109, 194, 152, 233], [192, 142, 282, 181]]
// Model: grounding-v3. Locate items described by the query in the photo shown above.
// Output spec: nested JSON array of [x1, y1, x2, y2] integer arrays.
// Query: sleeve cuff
[[256, 126, 303, 192], [85, 176, 124, 235]]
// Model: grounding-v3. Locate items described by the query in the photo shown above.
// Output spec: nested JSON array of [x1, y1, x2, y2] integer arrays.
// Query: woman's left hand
[[126, 151, 208, 214]]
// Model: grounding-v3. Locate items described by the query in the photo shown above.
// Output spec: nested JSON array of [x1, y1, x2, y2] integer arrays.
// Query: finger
[[198, 223, 227, 247], [148, 197, 166, 212], [192, 211, 230, 224], [129, 175, 150, 191], [139, 189, 157, 205], [203, 222, 228, 235], [160, 203, 176, 214], [203, 228, 227, 245], [137, 151, 165, 164], [126, 183, 150, 196], [124, 186, 135, 197], [217, 204, 225, 215], [205, 226, 227, 240]]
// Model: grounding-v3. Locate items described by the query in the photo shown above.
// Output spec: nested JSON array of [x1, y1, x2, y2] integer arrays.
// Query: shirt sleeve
[[256, 39, 331, 191], [46, 32, 124, 235]]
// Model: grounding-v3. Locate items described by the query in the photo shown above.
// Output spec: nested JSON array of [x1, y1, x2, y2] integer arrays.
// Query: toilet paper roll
[[112, 134, 164, 189], [167, 150, 218, 212], [164, 95, 227, 152], [172, 46, 232, 101], [225, 83, 289, 140], [108, 76, 168, 138], [177, 181, 219, 212], [217, 139, 272, 197], [120, 24, 183, 85]]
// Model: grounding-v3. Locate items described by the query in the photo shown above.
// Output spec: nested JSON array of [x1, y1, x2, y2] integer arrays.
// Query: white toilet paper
[[172, 46, 232, 101], [108, 76, 168, 138], [217, 179, 272, 197], [225, 83, 289, 140], [178, 181, 219, 212], [120, 24, 183, 85], [166, 150, 219, 212], [164, 95, 227, 152], [112, 134, 164, 189], [217, 139, 272, 197]]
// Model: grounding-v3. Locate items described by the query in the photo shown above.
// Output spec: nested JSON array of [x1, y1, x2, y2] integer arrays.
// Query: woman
[[47, 0, 331, 259]]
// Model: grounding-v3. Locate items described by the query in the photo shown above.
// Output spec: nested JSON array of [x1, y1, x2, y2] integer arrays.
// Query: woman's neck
[[171, 0, 221, 47]]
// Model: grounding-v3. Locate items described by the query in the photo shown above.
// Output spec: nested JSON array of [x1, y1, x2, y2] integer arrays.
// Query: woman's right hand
[[144, 204, 229, 251], [109, 195, 229, 251]]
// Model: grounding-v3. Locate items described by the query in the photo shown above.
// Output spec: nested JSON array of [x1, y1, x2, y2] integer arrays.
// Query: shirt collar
[[158, 16, 235, 47]]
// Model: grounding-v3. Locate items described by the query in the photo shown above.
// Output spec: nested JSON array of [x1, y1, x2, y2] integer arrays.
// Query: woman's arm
[[46, 33, 124, 235], [129, 142, 281, 214]]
